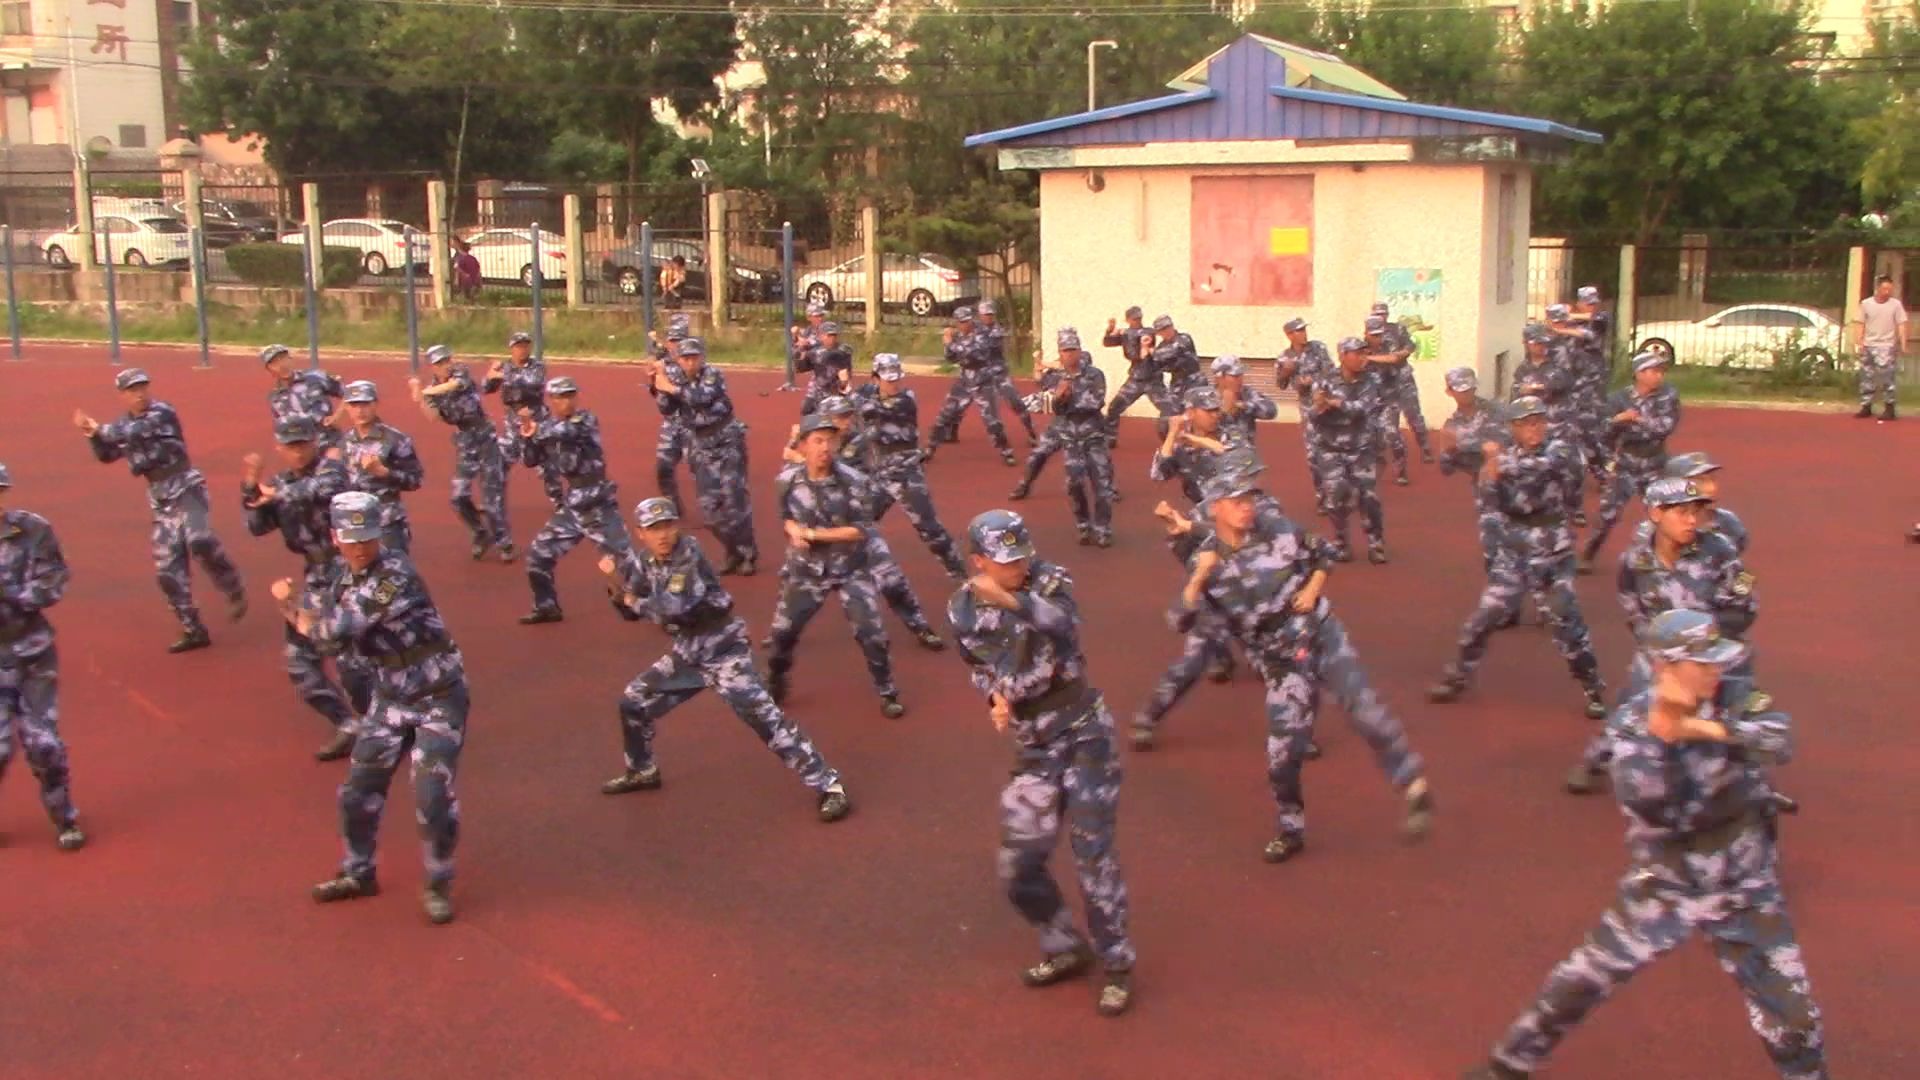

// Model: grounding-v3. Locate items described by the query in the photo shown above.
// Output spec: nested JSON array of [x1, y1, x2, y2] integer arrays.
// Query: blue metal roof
[[962, 88, 1216, 149], [1269, 85, 1603, 145]]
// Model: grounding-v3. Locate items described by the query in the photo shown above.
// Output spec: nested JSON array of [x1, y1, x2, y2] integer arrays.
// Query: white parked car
[[461, 227, 568, 286], [1634, 304, 1846, 369], [796, 252, 980, 317], [44, 215, 193, 268], [279, 218, 430, 276]]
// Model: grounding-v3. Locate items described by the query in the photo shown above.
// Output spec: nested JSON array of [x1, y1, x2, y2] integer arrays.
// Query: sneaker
[[1110, 489, 1124, 503], [314, 729, 355, 762], [1854, 405, 1873, 419], [517, 607, 564, 625], [167, 628, 211, 654], [1575, 555, 1595, 576], [1427, 672, 1466, 703], [1000, 451, 1018, 467], [914, 630, 946, 652], [1330, 545, 1353, 563], [1571, 509, 1589, 528], [601, 763, 662, 794], [1021, 945, 1094, 988], [422, 884, 455, 926], [498, 542, 517, 564], [1205, 660, 1233, 684], [1420, 450, 1435, 465], [1564, 763, 1605, 795], [1395, 474, 1410, 487], [470, 541, 490, 560], [1094, 534, 1112, 549], [1583, 688, 1607, 720], [1367, 544, 1388, 565], [817, 784, 852, 823], [1304, 740, 1323, 760], [227, 592, 248, 623], [56, 823, 86, 851], [735, 558, 757, 577], [1097, 971, 1133, 1017], [311, 872, 379, 903], [1129, 723, 1156, 751], [1883, 403, 1898, 421], [1077, 532, 1094, 547], [1008, 482, 1030, 501], [880, 695, 906, 719], [1262, 835, 1305, 864], [1402, 784, 1435, 841]]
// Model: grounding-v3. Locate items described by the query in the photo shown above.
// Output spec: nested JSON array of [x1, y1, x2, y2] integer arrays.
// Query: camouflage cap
[[1644, 476, 1711, 508], [967, 509, 1035, 564], [1124, 305, 1144, 321], [1507, 395, 1548, 420], [545, 376, 579, 396], [259, 343, 292, 366], [1215, 445, 1266, 480], [508, 331, 533, 346], [1632, 350, 1670, 373], [952, 305, 974, 322], [342, 379, 378, 404], [1364, 315, 1387, 334], [820, 320, 841, 335], [1185, 385, 1223, 411], [1152, 314, 1175, 331], [1444, 366, 1478, 392], [1056, 327, 1081, 351], [666, 312, 692, 340], [797, 413, 838, 437], [820, 394, 857, 416], [978, 299, 997, 316], [1369, 301, 1390, 316], [329, 491, 384, 543], [274, 416, 320, 445], [676, 337, 706, 358], [1545, 303, 1571, 321], [115, 368, 151, 390], [1337, 336, 1366, 354], [1640, 609, 1746, 666], [1203, 466, 1261, 502], [634, 496, 679, 527], [0, 462, 12, 487], [1283, 317, 1308, 334], [1663, 451, 1722, 479], [425, 344, 454, 365], [1210, 354, 1245, 377], [1576, 285, 1601, 304], [1522, 323, 1552, 345], [873, 353, 904, 380]]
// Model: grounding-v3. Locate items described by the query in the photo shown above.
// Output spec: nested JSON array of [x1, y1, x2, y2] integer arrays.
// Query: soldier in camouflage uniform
[[1011, 329, 1122, 508], [1312, 339, 1389, 563], [1580, 350, 1681, 570], [1432, 367, 1510, 574], [1428, 397, 1608, 719], [1151, 386, 1240, 506], [485, 331, 565, 511], [855, 354, 966, 578], [260, 343, 344, 451], [766, 415, 903, 717], [1171, 464, 1433, 862], [947, 509, 1134, 1017], [242, 417, 359, 761], [647, 313, 694, 510], [286, 491, 469, 927], [795, 319, 854, 417], [1147, 315, 1203, 437], [339, 381, 424, 554], [977, 300, 1038, 441], [1013, 329, 1115, 545], [410, 345, 513, 563], [647, 338, 758, 574], [1275, 316, 1334, 513], [0, 463, 86, 851], [76, 368, 247, 652], [1102, 305, 1171, 447], [1365, 304, 1432, 476], [928, 307, 1018, 466], [787, 301, 828, 382], [513, 378, 634, 625], [597, 498, 852, 821], [1553, 292, 1614, 490], [1464, 610, 1825, 1080], [1211, 355, 1277, 445], [1511, 321, 1585, 517]]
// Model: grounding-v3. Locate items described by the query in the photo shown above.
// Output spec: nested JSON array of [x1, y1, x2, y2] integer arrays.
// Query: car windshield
[[141, 218, 189, 234]]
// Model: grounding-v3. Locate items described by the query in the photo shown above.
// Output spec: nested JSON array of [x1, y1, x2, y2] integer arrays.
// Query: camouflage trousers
[[1249, 613, 1425, 841], [871, 464, 966, 578], [620, 623, 839, 791], [654, 419, 690, 511], [500, 413, 567, 509], [1105, 375, 1179, 441], [1491, 823, 1826, 1079], [1300, 414, 1328, 511], [0, 647, 76, 829], [1574, 399, 1613, 482], [689, 430, 758, 564], [1001, 703, 1135, 973], [1451, 538, 1601, 692], [1858, 345, 1898, 408], [930, 370, 1014, 455], [1018, 423, 1119, 505], [766, 572, 895, 699], [984, 366, 1037, 439], [866, 534, 937, 637], [1135, 616, 1234, 730], [1582, 453, 1663, 563], [1380, 364, 1431, 462], [151, 482, 245, 634], [527, 497, 634, 613], [1318, 446, 1384, 553], [285, 595, 356, 730], [450, 429, 509, 547], [339, 682, 467, 887]]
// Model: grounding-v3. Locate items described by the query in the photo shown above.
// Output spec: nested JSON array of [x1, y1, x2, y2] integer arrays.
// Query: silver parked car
[[796, 252, 980, 317]]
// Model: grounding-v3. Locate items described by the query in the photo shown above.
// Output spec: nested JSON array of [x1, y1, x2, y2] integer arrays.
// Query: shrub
[[225, 242, 362, 288]]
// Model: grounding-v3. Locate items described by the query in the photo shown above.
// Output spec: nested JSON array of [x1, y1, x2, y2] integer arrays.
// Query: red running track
[[0, 342, 1914, 1079]]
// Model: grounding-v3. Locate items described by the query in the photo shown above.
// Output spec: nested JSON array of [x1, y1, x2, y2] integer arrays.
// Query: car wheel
[[45, 245, 68, 267], [1636, 337, 1674, 360], [124, 249, 147, 268], [805, 283, 833, 308], [364, 251, 388, 276], [1796, 347, 1835, 374], [617, 267, 642, 296], [907, 289, 936, 317], [521, 264, 537, 287]]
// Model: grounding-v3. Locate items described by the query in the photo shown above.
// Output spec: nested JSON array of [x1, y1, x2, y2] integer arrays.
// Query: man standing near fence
[[1854, 274, 1906, 421]]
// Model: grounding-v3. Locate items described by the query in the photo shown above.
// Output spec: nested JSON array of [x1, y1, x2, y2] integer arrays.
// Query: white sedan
[[1633, 304, 1846, 369], [44, 215, 193, 268], [796, 252, 980, 317], [280, 218, 430, 276], [461, 228, 568, 286]]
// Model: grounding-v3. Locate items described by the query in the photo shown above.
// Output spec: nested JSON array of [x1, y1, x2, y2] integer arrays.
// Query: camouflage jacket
[[854, 386, 925, 469], [661, 365, 742, 444], [1310, 370, 1383, 454], [267, 370, 343, 443], [89, 401, 202, 505], [1219, 387, 1278, 442], [1607, 681, 1793, 853], [244, 455, 351, 567], [798, 343, 854, 395], [520, 409, 616, 509], [610, 534, 738, 639], [1437, 398, 1510, 482], [1150, 333, 1202, 389], [1039, 363, 1109, 438], [0, 509, 67, 660], [425, 363, 494, 434], [1617, 531, 1755, 641], [1605, 384, 1681, 464], [948, 558, 1092, 747], [306, 550, 465, 703], [341, 422, 425, 516], [1175, 511, 1334, 659], [1102, 325, 1155, 377], [483, 357, 547, 412], [776, 461, 876, 581]]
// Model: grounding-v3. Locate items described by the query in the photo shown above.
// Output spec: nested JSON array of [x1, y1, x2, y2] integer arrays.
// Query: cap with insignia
[[1507, 395, 1548, 420], [1632, 350, 1670, 373], [1185, 385, 1223, 411], [259, 343, 291, 366], [545, 377, 578, 396], [508, 331, 533, 346], [274, 417, 320, 445], [425, 344, 453, 365], [1643, 476, 1711, 508], [666, 313, 691, 341], [0, 462, 11, 488], [1545, 303, 1571, 321], [821, 395, 857, 417], [1203, 466, 1260, 502], [1444, 366, 1478, 392], [1283, 316, 1308, 333], [1210, 354, 1245, 377], [676, 337, 706, 358], [1337, 336, 1366, 354], [797, 413, 838, 437], [1056, 327, 1081, 351], [873, 353, 905, 381], [634, 497, 679, 527], [820, 321, 841, 336], [978, 299, 997, 316], [1576, 285, 1601, 304], [1124, 305, 1143, 321], [1641, 609, 1746, 666], [329, 491, 384, 543], [1364, 315, 1387, 334], [1663, 451, 1722, 479], [1369, 302, 1390, 317], [342, 380, 378, 404], [115, 368, 151, 390], [1152, 315, 1175, 331], [1522, 323, 1552, 345], [952, 306, 974, 322], [967, 509, 1035, 563]]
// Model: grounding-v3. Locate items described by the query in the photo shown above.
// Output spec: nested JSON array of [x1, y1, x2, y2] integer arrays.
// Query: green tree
[[1854, 6, 1920, 218], [1313, 0, 1505, 107]]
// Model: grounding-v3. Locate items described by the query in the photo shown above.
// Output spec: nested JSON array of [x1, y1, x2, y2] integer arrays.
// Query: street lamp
[[691, 157, 712, 263], [1087, 40, 1118, 112]]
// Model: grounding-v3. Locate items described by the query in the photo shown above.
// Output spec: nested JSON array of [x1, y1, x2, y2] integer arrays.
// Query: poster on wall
[[1190, 175, 1313, 306], [1373, 268, 1443, 361]]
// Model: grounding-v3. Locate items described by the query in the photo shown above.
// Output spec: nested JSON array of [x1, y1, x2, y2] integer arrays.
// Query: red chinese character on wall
[[90, 24, 130, 61]]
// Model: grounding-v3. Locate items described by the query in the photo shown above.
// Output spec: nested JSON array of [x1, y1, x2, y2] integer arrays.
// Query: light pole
[[1087, 40, 1118, 112], [691, 157, 712, 258]]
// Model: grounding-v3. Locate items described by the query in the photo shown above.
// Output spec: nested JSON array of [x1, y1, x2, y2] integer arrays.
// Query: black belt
[[142, 461, 190, 484], [1013, 677, 1091, 723], [664, 607, 733, 637], [368, 637, 453, 670], [0, 618, 38, 645], [1509, 511, 1564, 528]]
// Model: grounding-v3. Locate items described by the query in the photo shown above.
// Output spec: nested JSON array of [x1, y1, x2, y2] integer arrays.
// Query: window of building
[[1495, 173, 1518, 305], [118, 124, 148, 149], [171, 1, 194, 32], [1, 2, 32, 36]]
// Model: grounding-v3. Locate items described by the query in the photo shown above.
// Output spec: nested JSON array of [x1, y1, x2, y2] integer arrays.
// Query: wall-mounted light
[[1086, 171, 1105, 193]]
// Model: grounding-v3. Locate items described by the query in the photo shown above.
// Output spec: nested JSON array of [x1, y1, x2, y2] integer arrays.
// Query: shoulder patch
[[369, 577, 402, 607], [667, 573, 686, 593], [1743, 691, 1773, 715], [1630, 549, 1656, 571]]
